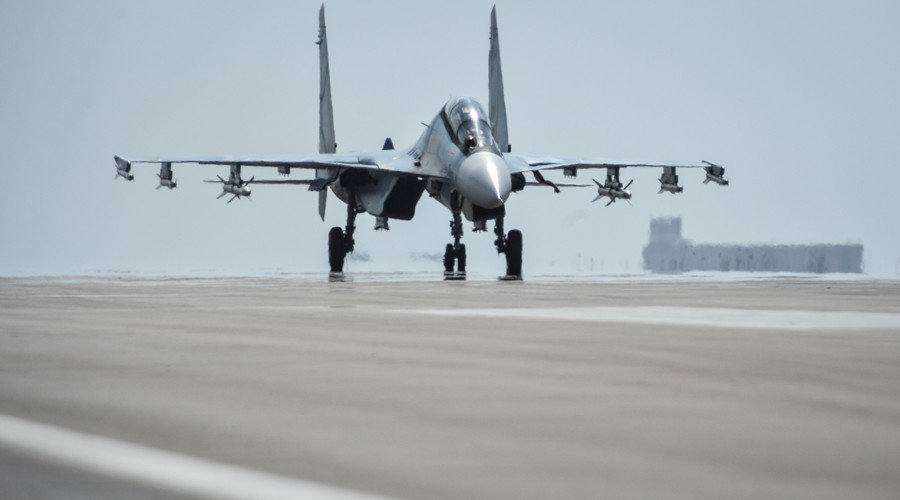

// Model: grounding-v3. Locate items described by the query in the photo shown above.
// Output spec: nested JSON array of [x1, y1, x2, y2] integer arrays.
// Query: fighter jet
[[114, 5, 728, 280]]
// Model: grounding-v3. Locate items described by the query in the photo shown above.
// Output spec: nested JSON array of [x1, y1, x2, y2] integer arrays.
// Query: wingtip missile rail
[[702, 161, 728, 186], [114, 156, 133, 181]]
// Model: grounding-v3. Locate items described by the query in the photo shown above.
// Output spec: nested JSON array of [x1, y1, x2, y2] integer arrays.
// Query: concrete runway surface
[[1, 276, 899, 499]]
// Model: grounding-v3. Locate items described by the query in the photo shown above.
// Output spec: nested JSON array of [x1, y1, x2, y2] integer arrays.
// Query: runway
[[1, 276, 899, 499]]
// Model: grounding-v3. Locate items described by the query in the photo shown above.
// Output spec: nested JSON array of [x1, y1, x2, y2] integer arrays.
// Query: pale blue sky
[[1, 0, 898, 276]]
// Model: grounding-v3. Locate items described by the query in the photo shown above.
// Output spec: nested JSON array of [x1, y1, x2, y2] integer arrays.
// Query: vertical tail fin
[[318, 5, 335, 155], [317, 4, 337, 220], [489, 5, 509, 153]]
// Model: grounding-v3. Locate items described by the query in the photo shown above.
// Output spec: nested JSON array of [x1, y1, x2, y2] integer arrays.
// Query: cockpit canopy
[[443, 97, 499, 154]]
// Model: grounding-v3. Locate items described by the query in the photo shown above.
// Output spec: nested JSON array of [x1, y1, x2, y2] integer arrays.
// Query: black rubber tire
[[457, 244, 467, 273], [505, 229, 522, 277], [328, 227, 345, 272], [443, 244, 455, 273]]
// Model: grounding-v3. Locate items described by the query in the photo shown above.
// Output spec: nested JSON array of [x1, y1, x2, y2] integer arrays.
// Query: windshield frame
[[440, 97, 500, 156]]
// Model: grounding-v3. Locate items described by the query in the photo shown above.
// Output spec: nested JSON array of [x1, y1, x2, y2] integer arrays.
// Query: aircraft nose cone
[[456, 151, 511, 209]]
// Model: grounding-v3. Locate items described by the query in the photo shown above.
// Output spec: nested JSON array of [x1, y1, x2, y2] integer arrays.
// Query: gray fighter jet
[[114, 5, 728, 280]]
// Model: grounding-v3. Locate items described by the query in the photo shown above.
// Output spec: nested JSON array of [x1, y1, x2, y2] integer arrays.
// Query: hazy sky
[[1, 0, 898, 277]]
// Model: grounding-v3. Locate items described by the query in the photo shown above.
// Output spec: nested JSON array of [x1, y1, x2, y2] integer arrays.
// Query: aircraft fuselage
[[330, 96, 512, 223]]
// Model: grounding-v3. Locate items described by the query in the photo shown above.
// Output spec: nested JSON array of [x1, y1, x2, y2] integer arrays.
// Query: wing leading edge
[[506, 155, 712, 172], [115, 150, 441, 178], [506, 154, 728, 186]]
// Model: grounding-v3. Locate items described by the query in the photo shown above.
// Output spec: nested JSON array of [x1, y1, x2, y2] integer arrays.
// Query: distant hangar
[[643, 217, 863, 274]]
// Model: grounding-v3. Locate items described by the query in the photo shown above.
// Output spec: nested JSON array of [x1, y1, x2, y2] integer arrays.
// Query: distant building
[[642, 217, 863, 274]]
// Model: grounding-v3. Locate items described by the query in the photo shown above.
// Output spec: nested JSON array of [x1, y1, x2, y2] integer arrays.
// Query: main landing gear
[[493, 217, 522, 280], [443, 212, 467, 280], [328, 201, 358, 275]]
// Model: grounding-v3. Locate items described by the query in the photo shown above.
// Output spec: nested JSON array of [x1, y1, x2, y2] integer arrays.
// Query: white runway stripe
[[397, 306, 900, 331], [0, 413, 391, 500]]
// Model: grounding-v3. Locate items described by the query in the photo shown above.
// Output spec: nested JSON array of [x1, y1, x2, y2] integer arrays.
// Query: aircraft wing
[[117, 150, 436, 177], [505, 154, 715, 173], [505, 154, 728, 190]]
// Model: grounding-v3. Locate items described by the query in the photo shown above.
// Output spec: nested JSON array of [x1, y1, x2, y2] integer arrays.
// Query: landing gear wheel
[[457, 244, 466, 274], [504, 229, 522, 279], [443, 244, 455, 274], [328, 226, 346, 273]]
